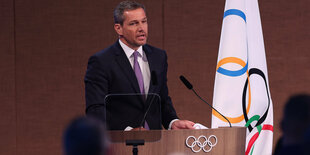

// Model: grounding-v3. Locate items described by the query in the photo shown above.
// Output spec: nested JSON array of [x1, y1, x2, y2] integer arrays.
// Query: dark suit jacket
[[85, 41, 179, 130]]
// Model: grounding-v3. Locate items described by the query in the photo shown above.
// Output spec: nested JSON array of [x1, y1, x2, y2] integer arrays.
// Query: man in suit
[[85, 1, 194, 130]]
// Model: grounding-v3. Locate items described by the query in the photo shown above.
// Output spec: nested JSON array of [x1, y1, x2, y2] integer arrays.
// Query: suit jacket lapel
[[144, 45, 156, 94], [113, 41, 141, 94], [144, 45, 161, 121]]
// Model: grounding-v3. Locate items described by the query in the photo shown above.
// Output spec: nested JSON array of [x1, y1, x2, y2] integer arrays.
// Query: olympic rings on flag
[[185, 135, 217, 153], [214, 59, 273, 154], [215, 59, 271, 132]]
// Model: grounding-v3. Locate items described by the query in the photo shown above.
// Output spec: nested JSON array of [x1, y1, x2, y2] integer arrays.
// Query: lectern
[[108, 127, 246, 155]]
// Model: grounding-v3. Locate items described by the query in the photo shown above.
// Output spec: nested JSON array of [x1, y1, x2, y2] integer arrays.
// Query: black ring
[[242, 68, 271, 132]]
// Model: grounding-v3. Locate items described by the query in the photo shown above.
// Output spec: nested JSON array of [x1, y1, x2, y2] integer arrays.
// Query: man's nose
[[137, 23, 145, 31]]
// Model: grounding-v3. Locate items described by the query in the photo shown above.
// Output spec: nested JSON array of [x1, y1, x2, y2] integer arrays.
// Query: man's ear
[[114, 24, 123, 36]]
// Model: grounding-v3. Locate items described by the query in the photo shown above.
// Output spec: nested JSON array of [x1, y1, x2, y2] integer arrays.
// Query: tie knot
[[133, 51, 140, 59]]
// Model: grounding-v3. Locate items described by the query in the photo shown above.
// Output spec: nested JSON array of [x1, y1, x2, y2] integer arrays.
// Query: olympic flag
[[211, 0, 274, 154]]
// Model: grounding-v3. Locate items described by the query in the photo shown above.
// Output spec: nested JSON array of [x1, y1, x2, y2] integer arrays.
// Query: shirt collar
[[119, 39, 143, 59]]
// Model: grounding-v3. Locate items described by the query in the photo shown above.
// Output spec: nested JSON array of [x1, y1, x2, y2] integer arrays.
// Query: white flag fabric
[[211, 0, 274, 155]]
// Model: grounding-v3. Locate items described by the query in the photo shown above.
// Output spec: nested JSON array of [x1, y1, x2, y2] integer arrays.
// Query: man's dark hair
[[63, 116, 109, 155], [114, 1, 146, 25]]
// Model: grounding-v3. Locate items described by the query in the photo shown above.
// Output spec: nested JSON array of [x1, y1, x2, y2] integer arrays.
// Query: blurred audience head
[[274, 94, 310, 155], [281, 94, 310, 145], [63, 116, 110, 155]]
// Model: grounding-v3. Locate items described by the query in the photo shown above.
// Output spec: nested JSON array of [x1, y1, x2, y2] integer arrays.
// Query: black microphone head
[[151, 71, 158, 85], [179, 75, 193, 90]]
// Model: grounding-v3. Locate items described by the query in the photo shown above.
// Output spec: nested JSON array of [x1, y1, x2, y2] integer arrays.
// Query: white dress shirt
[[119, 40, 150, 94]]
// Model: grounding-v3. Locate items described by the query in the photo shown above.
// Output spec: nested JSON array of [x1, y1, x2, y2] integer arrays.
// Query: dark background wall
[[0, 0, 309, 154]]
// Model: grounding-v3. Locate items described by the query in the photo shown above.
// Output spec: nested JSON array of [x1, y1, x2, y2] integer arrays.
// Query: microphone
[[179, 75, 232, 127], [151, 70, 158, 86], [180, 75, 193, 89], [139, 71, 159, 129]]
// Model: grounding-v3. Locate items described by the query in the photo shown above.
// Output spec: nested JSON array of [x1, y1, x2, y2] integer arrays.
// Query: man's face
[[115, 8, 148, 50]]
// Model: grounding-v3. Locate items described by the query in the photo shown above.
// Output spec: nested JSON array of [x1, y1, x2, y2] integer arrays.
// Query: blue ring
[[224, 9, 246, 22]]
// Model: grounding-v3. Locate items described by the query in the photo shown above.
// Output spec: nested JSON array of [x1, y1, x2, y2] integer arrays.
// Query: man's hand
[[171, 120, 195, 130], [131, 127, 147, 131]]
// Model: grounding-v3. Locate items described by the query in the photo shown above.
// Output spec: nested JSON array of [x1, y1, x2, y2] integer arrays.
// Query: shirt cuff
[[124, 126, 133, 131], [168, 119, 179, 130]]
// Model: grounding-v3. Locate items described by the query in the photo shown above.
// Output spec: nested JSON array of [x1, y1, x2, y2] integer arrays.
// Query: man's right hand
[[131, 127, 147, 131]]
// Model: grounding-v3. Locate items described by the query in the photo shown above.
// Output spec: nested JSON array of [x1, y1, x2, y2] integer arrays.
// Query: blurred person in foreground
[[63, 116, 111, 155], [274, 94, 310, 155]]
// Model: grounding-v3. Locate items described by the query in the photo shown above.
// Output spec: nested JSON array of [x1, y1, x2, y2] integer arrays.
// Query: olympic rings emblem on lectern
[[185, 135, 218, 153]]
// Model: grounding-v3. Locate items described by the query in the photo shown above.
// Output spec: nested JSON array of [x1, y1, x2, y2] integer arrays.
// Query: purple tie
[[133, 51, 145, 94], [133, 51, 149, 130]]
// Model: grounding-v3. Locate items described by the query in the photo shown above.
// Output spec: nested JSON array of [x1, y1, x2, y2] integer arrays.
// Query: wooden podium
[[108, 127, 246, 155]]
